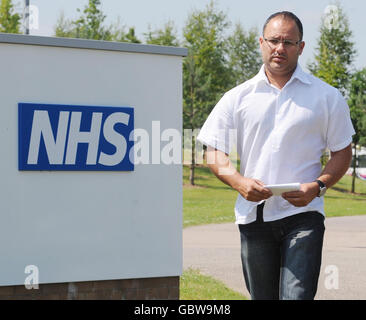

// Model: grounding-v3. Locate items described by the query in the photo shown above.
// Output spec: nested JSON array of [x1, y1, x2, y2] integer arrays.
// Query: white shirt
[[197, 64, 355, 224]]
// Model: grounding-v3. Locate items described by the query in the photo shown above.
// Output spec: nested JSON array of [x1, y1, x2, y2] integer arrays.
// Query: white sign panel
[[0, 35, 184, 285]]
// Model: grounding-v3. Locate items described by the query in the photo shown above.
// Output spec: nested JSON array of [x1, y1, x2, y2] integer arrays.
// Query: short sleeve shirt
[[197, 64, 355, 224]]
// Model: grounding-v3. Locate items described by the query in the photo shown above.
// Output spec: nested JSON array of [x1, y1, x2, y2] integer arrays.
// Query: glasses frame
[[263, 37, 302, 48]]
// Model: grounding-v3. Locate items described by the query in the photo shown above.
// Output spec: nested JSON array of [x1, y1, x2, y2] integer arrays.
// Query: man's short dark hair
[[263, 11, 303, 41]]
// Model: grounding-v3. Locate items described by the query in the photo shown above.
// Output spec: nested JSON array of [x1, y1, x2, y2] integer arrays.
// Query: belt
[[256, 201, 265, 223]]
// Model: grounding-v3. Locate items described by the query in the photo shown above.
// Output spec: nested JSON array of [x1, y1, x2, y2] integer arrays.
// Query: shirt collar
[[290, 63, 312, 85], [255, 63, 312, 86]]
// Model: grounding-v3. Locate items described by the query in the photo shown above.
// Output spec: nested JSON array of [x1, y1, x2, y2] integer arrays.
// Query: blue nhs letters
[[18, 103, 134, 171]]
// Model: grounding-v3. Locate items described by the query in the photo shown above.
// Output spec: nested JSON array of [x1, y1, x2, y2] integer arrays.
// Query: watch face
[[319, 187, 327, 197]]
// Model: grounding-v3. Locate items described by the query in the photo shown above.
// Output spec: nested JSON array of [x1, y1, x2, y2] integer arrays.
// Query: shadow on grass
[[331, 186, 366, 196], [184, 174, 211, 181], [183, 181, 232, 190], [201, 184, 232, 191], [325, 195, 366, 201], [183, 167, 211, 180], [184, 166, 232, 189]]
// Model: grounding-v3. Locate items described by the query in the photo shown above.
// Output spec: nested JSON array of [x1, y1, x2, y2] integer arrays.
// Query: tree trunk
[[189, 135, 196, 185], [352, 143, 357, 193]]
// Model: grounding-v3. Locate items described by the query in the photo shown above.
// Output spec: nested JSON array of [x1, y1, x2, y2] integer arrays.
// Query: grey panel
[[0, 33, 188, 56]]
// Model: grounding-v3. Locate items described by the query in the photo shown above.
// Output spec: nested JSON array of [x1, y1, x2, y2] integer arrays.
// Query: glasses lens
[[284, 40, 295, 46], [269, 39, 279, 46], [266, 38, 298, 47]]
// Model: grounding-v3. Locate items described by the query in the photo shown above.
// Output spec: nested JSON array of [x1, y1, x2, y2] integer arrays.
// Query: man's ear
[[298, 41, 305, 56], [259, 36, 264, 50]]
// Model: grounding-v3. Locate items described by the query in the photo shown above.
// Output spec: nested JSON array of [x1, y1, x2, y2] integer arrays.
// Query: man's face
[[259, 17, 305, 76]]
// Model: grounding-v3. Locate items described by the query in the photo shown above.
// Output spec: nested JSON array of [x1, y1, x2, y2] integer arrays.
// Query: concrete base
[[0, 276, 179, 300]]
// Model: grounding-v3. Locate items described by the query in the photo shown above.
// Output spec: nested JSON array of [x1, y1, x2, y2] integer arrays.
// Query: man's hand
[[206, 147, 273, 202], [235, 177, 273, 202], [281, 182, 319, 207]]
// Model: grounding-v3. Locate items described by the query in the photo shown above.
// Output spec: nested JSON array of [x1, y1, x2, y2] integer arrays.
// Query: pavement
[[183, 215, 366, 300]]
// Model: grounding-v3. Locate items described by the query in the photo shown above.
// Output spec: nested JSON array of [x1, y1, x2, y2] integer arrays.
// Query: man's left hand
[[281, 182, 319, 207]]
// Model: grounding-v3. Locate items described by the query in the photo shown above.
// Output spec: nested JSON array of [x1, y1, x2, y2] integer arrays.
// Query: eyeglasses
[[263, 37, 302, 48]]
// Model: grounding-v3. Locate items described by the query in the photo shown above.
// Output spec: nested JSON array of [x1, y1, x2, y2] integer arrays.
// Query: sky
[[22, 0, 365, 71]]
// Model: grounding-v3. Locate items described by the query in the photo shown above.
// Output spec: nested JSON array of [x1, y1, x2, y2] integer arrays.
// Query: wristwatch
[[315, 180, 327, 197]]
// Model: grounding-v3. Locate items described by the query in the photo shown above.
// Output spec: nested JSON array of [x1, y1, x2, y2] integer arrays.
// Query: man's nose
[[275, 42, 286, 54]]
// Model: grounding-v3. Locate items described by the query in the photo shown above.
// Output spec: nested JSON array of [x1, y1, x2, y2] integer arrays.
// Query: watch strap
[[315, 180, 326, 197], [315, 180, 325, 189]]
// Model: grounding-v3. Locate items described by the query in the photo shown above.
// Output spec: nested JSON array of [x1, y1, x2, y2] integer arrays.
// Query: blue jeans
[[238, 202, 325, 300]]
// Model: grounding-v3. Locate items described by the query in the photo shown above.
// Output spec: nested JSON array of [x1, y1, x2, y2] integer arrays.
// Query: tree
[[75, 0, 109, 39], [183, 51, 212, 185], [348, 68, 366, 192], [227, 23, 262, 87], [120, 27, 141, 43], [54, 1, 141, 43], [183, 1, 230, 185], [145, 21, 179, 46], [308, 3, 356, 96], [308, 3, 356, 170], [0, 0, 20, 33], [54, 11, 75, 38], [99, 17, 142, 44], [54, 0, 112, 40]]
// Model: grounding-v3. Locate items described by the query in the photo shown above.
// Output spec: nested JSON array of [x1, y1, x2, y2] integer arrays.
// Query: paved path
[[183, 215, 366, 300]]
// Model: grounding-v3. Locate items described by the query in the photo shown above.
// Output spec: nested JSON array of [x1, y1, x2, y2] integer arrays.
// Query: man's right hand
[[235, 177, 273, 202], [206, 147, 273, 202]]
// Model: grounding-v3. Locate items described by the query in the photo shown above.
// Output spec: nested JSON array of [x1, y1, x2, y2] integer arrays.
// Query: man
[[197, 11, 355, 300]]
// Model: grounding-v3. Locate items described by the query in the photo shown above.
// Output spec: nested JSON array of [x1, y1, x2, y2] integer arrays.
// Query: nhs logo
[[19, 103, 134, 171]]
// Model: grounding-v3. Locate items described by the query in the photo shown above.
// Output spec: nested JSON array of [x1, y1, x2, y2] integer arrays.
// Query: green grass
[[180, 268, 246, 300], [183, 166, 237, 227], [325, 174, 366, 217], [334, 174, 366, 194], [183, 165, 366, 227]]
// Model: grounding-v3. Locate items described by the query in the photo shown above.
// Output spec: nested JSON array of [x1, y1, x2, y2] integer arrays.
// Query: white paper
[[264, 183, 301, 196]]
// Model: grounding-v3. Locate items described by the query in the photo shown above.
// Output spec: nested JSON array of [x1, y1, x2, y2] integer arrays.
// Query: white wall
[[0, 41, 183, 285]]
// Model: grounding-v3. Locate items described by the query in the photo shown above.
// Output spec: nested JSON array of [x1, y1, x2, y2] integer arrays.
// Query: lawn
[[183, 166, 237, 227], [180, 268, 246, 300], [183, 165, 366, 227]]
